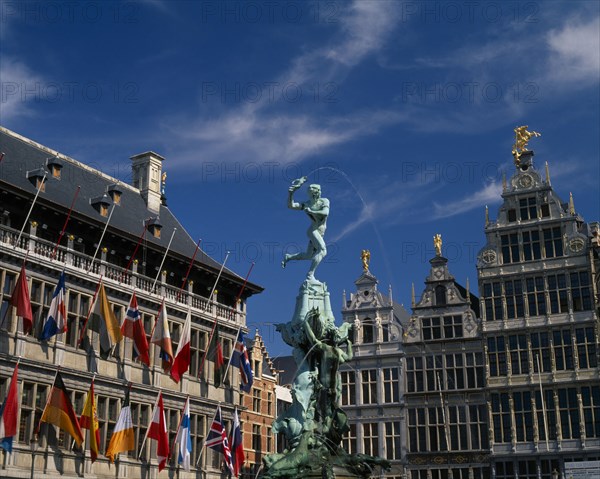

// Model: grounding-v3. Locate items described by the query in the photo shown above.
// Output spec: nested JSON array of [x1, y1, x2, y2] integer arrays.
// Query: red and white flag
[[147, 392, 169, 471], [0, 363, 19, 452], [9, 265, 33, 334], [150, 299, 174, 373], [170, 310, 191, 384], [121, 292, 150, 366]]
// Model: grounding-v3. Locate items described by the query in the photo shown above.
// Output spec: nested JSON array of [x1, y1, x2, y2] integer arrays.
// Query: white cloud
[[167, 108, 404, 166], [324, 1, 399, 67], [546, 17, 600, 85], [166, 0, 403, 167], [0, 57, 44, 120], [283, 1, 400, 84], [432, 181, 502, 219]]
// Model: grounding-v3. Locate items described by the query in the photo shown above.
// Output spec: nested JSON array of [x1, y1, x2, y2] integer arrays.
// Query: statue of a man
[[282, 177, 330, 281]]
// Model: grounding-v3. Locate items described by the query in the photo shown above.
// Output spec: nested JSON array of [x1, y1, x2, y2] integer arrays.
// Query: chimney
[[130, 151, 165, 213]]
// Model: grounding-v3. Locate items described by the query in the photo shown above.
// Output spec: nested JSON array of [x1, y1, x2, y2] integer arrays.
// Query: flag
[[170, 310, 191, 384], [9, 265, 33, 335], [88, 281, 123, 359], [40, 371, 84, 447], [40, 271, 67, 341], [79, 379, 100, 463], [0, 364, 19, 452], [207, 325, 226, 388], [232, 330, 253, 393], [205, 405, 233, 474], [105, 388, 135, 463], [121, 292, 150, 366], [175, 397, 191, 471], [147, 392, 169, 472], [229, 408, 244, 477], [150, 299, 173, 373]]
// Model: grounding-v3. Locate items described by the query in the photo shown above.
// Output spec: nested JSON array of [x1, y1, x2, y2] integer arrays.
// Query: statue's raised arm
[[288, 177, 307, 210]]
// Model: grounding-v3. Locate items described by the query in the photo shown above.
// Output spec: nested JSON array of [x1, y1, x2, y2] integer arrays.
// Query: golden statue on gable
[[512, 125, 541, 167], [361, 249, 371, 272], [433, 234, 442, 257]]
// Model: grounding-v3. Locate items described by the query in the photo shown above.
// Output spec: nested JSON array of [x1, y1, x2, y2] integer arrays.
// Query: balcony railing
[[0, 223, 240, 324]]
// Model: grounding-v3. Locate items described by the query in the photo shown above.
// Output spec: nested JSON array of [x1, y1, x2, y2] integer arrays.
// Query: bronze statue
[[282, 178, 330, 282], [266, 179, 390, 479]]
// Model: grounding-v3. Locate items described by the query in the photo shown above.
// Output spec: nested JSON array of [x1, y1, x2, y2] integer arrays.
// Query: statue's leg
[[282, 242, 315, 268], [306, 231, 327, 279]]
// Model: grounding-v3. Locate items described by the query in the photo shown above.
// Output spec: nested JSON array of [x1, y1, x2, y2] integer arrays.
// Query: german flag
[[40, 372, 84, 447]]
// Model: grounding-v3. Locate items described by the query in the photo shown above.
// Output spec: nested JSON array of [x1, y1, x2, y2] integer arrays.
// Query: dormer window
[[46, 156, 63, 179], [91, 194, 112, 217], [362, 322, 374, 343], [435, 285, 446, 306], [145, 216, 163, 239], [107, 184, 123, 205], [27, 168, 47, 192]]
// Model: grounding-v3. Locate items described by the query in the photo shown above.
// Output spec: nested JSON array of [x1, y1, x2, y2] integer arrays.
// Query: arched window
[[435, 285, 446, 306]]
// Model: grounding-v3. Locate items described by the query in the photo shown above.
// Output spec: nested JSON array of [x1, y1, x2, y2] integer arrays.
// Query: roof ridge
[[0, 125, 138, 193]]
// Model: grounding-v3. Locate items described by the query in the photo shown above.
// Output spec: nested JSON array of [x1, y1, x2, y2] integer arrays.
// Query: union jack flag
[[205, 406, 233, 474]]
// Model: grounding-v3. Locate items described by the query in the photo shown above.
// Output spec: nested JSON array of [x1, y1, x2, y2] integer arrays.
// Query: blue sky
[[1, 0, 599, 358]]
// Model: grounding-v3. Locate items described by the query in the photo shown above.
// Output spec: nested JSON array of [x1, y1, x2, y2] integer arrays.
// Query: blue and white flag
[[232, 330, 253, 393], [40, 271, 67, 340], [175, 397, 192, 471]]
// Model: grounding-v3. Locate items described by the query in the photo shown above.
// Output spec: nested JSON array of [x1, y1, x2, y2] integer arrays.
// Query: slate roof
[[0, 126, 262, 294]]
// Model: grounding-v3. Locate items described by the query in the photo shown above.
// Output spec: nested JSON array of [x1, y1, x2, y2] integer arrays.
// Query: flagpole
[[198, 252, 231, 380], [138, 390, 161, 460], [87, 204, 116, 273], [536, 352, 550, 450], [77, 277, 103, 347], [436, 371, 451, 452], [120, 225, 146, 283], [196, 402, 221, 467], [50, 185, 81, 261], [35, 367, 61, 437], [221, 326, 243, 387], [176, 238, 201, 302], [16, 172, 47, 248], [149, 299, 164, 341], [207, 251, 230, 309], [151, 228, 177, 293], [233, 262, 255, 308]]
